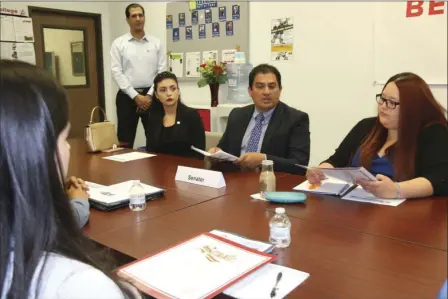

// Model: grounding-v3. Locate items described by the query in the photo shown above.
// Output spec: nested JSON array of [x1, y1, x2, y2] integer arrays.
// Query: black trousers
[[116, 88, 150, 148]]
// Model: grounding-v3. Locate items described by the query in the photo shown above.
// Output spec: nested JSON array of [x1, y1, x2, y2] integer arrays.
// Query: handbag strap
[[89, 106, 109, 124]]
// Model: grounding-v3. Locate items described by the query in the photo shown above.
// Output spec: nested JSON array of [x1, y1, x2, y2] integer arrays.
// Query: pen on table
[[270, 272, 282, 298]]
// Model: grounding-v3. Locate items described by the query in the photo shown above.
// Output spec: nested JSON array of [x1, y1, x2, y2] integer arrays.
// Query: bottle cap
[[262, 160, 274, 166], [275, 207, 285, 214]]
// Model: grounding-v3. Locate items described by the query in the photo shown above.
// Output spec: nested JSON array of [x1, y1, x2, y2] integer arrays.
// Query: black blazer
[[145, 103, 205, 159], [217, 102, 310, 174], [323, 117, 448, 196]]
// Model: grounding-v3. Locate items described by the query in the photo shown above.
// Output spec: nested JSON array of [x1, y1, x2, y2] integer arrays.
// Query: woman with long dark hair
[[307, 72, 448, 198], [145, 71, 205, 158], [0, 60, 139, 298]]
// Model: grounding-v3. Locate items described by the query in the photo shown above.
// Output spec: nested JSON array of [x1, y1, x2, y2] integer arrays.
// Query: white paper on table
[[169, 52, 184, 78], [210, 229, 274, 253], [186, 51, 200, 77], [221, 49, 236, 63], [1, 15, 15, 41], [102, 152, 156, 162], [250, 193, 267, 202], [202, 50, 218, 64], [16, 43, 35, 64], [293, 177, 351, 196], [191, 146, 237, 162], [13, 17, 34, 42], [118, 234, 274, 299], [224, 263, 310, 299], [342, 186, 406, 206]]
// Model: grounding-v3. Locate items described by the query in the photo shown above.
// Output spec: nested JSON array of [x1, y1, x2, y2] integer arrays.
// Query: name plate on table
[[175, 166, 226, 188]]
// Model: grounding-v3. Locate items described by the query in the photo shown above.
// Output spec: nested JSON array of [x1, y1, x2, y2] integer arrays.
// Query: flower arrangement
[[197, 60, 227, 87]]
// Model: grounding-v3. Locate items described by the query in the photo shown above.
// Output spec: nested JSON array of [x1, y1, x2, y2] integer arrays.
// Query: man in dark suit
[[209, 64, 310, 174]]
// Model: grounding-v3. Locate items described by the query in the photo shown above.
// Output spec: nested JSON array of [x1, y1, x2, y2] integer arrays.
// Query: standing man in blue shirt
[[111, 3, 166, 148]]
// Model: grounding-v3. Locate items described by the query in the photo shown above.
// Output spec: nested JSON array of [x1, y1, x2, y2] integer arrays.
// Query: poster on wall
[[1, 15, 15, 41], [271, 17, 293, 61], [169, 53, 184, 78], [222, 49, 236, 64], [226, 21, 234, 36], [166, 15, 173, 29], [232, 5, 240, 20], [202, 50, 218, 64], [179, 13, 185, 27], [186, 52, 201, 77], [205, 9, 212, 23], [219, 6, 226, 22], [212, 22, 220, 37], [192, 11, 198, 25], [173, 28, 180, 42], [0, 2, 29, 17], [189, 0, 217, 11], [373, 2, 447, 84], [13, 17, 34, 42], [186, 26, 193, 40], [199, 24, 206, 39]]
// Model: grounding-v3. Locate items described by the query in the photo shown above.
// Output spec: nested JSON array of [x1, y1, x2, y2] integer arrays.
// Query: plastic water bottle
[[129, 180, 146, 211], [269, 207, 291, 248], [226, 63, 253, 104]]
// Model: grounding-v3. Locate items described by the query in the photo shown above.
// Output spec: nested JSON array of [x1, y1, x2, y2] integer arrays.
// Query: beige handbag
[[85, 106, 119, 152]]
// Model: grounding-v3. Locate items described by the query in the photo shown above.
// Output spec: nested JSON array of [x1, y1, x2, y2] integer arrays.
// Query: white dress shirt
[[110, 32, 166, 99]]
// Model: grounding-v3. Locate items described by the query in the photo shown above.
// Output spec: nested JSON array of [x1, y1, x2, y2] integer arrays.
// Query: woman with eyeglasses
[[145, 71, 205, 158], [307, 72, 448, 198]]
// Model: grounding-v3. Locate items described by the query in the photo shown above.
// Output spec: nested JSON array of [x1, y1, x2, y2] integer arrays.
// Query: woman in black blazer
[[307, 72, 448, 198], [145, 72, 205, 159]]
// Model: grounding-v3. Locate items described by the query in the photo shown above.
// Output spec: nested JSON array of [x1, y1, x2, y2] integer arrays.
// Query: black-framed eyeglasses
[[376, 94, 400, 109]]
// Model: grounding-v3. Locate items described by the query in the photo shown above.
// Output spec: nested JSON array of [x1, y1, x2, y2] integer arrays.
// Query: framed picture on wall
[[70, 41, 85, 76]]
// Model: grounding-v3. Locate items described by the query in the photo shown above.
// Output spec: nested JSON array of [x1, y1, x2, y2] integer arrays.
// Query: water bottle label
[[130, 194, 145, 205], [270, 227, 290, 240], [228, 79, 237, 87]]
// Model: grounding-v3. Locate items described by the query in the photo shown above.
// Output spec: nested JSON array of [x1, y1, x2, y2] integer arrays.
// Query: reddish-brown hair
[[359, 72, 447, 181]]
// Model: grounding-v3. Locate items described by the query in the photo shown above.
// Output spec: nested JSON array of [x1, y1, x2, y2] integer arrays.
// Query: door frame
[[29, 6, 106, 111]]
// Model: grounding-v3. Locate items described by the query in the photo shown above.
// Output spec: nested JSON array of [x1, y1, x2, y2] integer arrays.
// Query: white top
[[110, 32, 166, 99], [1, 251, 140, 299]]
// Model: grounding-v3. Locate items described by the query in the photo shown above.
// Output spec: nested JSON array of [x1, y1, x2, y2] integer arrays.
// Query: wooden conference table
[[68, 139, 447, 299]]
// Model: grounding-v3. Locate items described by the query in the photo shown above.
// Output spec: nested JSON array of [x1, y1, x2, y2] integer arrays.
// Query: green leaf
[[197, 78, 208, 88]]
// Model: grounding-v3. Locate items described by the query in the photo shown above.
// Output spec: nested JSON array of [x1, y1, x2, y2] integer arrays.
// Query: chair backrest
[[205, 132, 223, 150]]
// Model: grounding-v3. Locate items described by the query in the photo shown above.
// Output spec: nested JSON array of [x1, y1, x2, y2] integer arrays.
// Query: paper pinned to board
[[224, 263, 310, 299], [191, 146, 238, 162]]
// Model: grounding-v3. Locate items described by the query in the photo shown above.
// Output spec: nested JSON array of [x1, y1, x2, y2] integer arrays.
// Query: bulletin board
[[166, 1, 249, 82]]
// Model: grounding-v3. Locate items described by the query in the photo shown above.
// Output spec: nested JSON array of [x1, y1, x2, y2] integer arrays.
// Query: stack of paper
[[191, 146, 238, 162], [102, 152, 156, 162], [293, 177, 352, 196], [210, 230, 275, 253], [342, 186, 406, 207]]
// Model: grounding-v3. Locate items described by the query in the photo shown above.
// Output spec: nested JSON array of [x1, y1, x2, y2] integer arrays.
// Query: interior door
[[30, 7, 105, 138]]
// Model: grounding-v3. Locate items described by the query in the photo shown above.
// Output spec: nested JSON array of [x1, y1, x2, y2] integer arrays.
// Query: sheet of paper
[[210, 230, 274, 253], [169, 52, 183, 78], [191, 146, 238, 162], [296, 165, 376, 183], [224, 263, 310, 299], [0, 42, 15, 60], [119, 234, 274, 299], [293, 177, 350, 195], [222, 49, 236, 63], [186, 51, 200, 78], [1, 15, 15, 41], [342, 186, 406, 206], [202, 50, 218, 64], [16, 43, 35, 64], [102, 152, 156, 162], [251, 193, 268, 202], [13, 17, 34, 42]]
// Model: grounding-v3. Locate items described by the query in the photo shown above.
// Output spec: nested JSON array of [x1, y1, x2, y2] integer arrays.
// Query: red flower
[[200, 63, 206, 68]]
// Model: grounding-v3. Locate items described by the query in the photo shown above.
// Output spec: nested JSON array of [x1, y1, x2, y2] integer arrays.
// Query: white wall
[[43, 28, 86, 85], [23, 1, 448, 164]]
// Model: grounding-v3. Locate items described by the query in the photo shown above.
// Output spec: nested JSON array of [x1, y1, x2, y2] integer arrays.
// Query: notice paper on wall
[[202, 50, 218, 64], [271, 17, 293, 61], [186, 51, 200, 77], [0, 42, 36, 65], [1, 15, 15, 41], [13, 17, 34, 42], [222, 49, 236, 64], [169, 52, 184, 78]]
